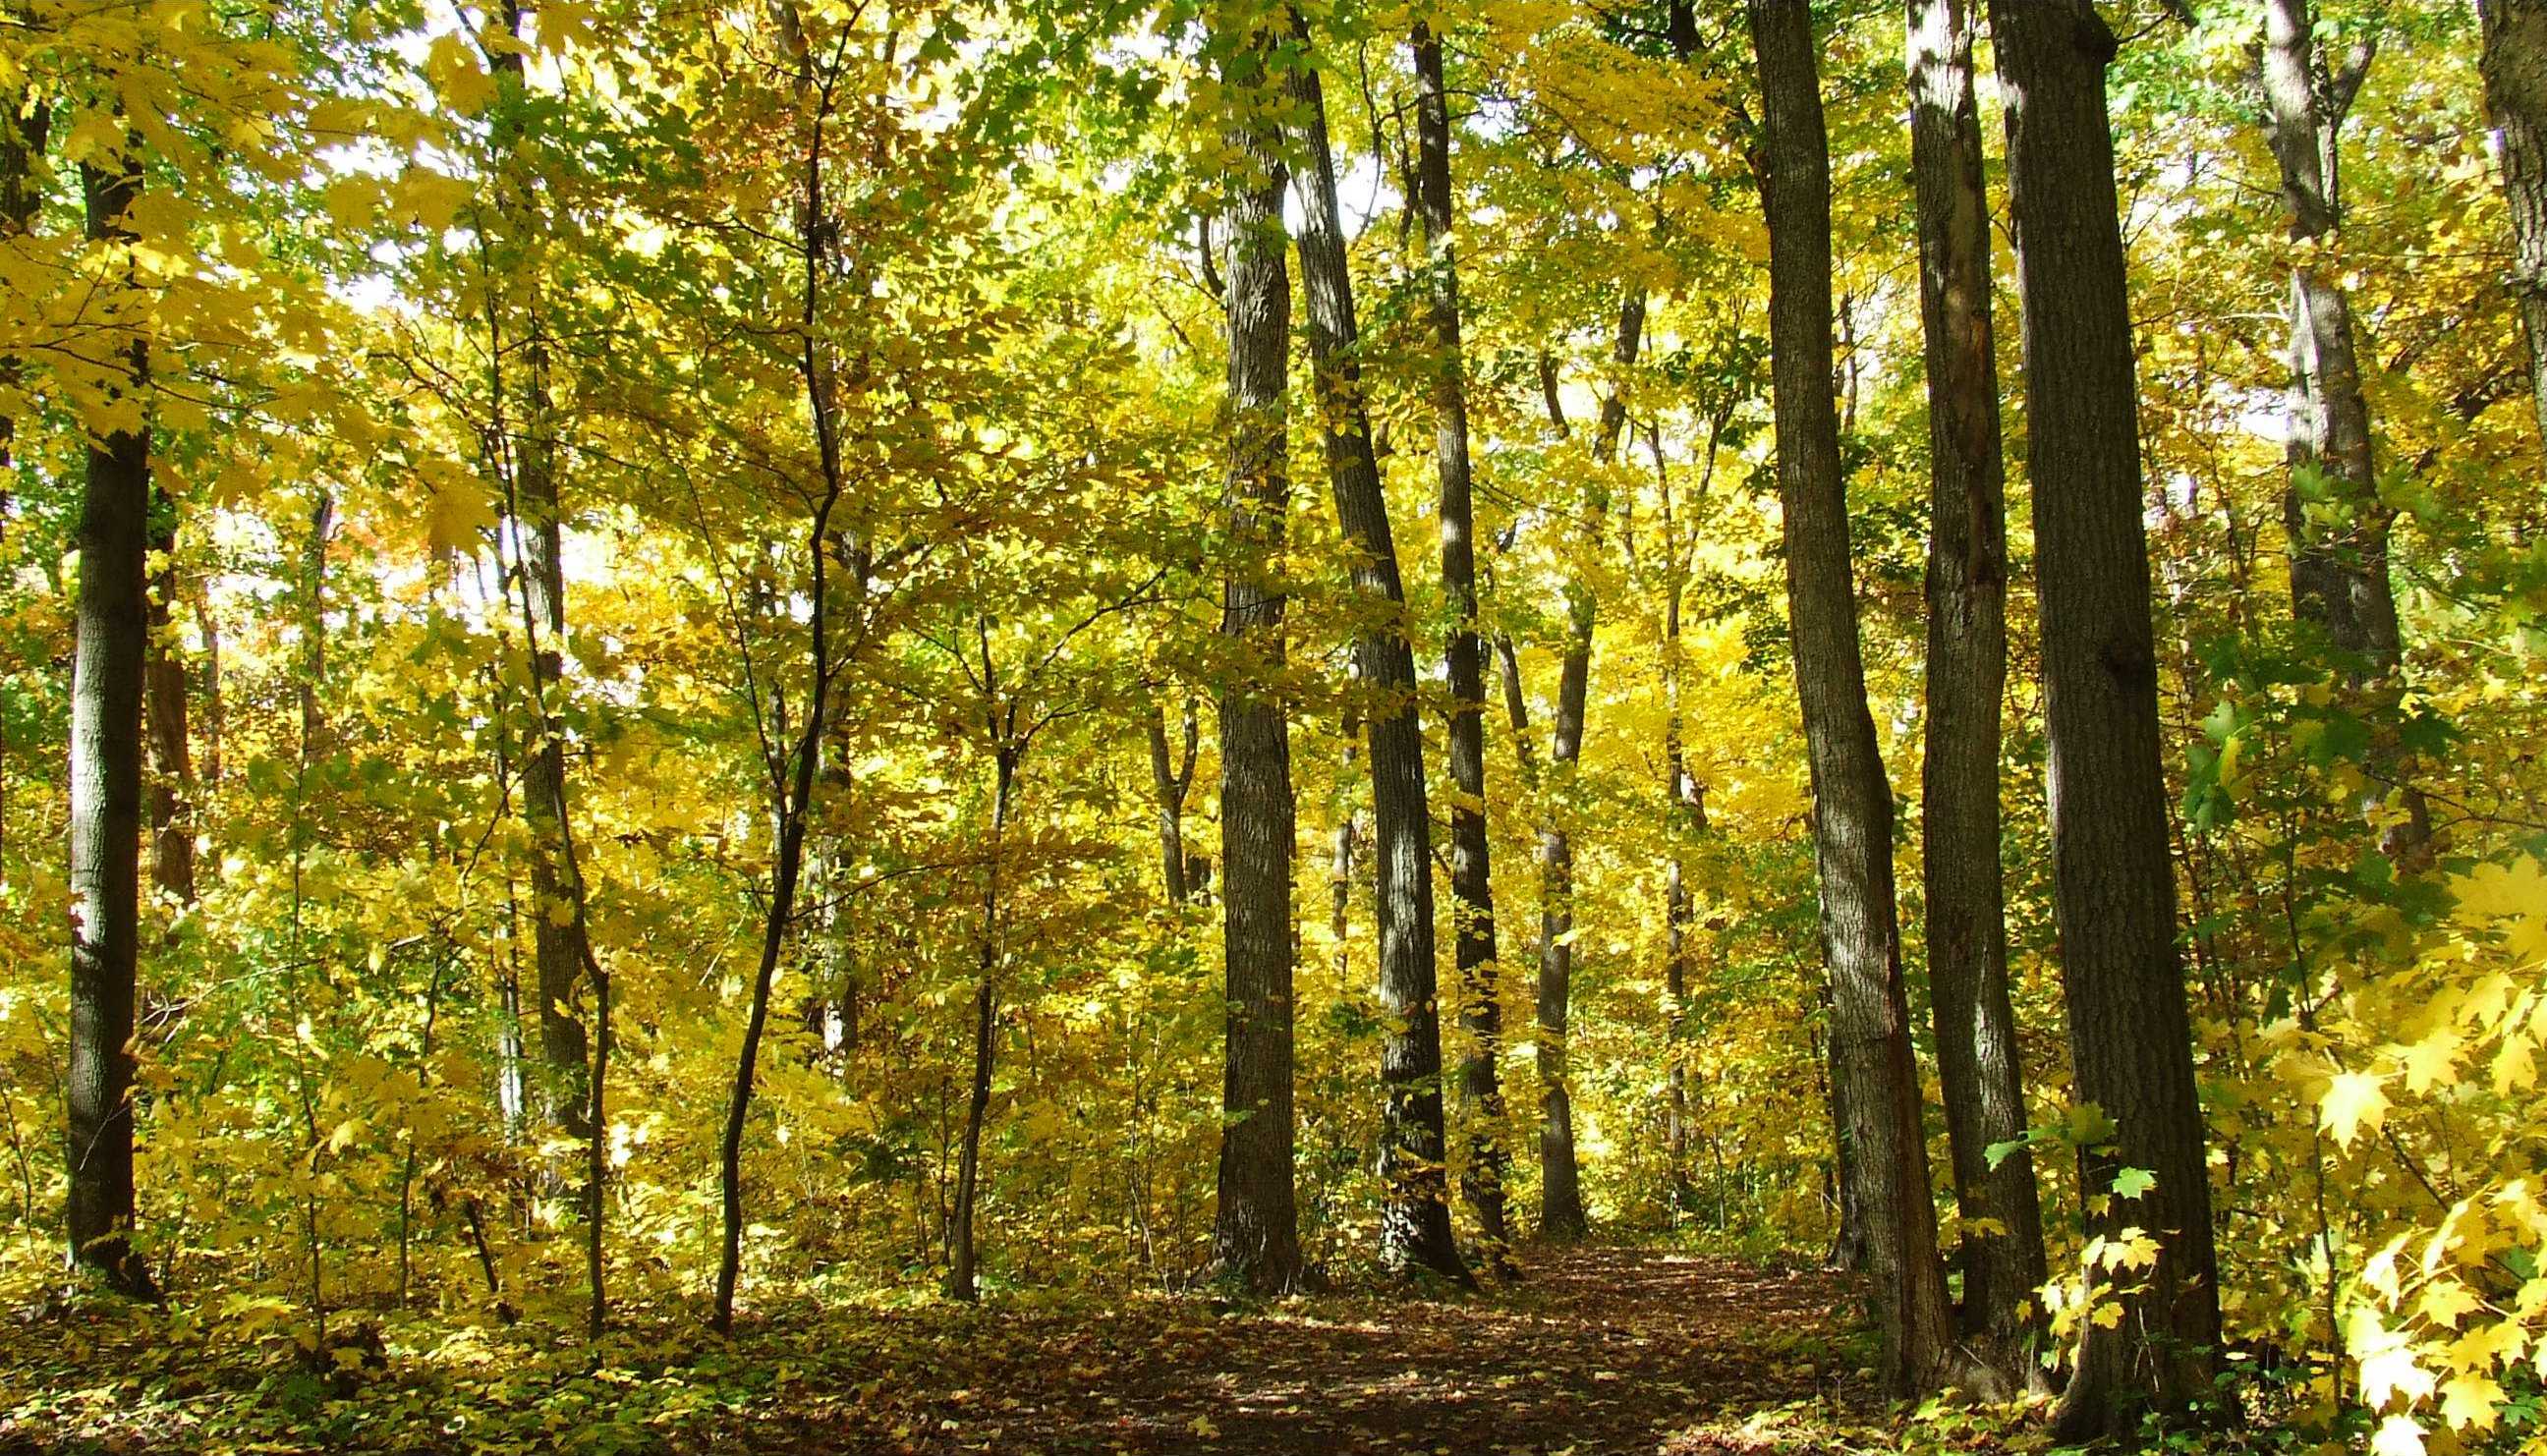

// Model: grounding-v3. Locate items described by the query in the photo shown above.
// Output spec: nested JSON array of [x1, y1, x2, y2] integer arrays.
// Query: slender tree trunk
[[195, 594, 224, 794], [946, 743, 1015, 1301], [67, 142, 158, 1301], [1656, 423, 1699, 1220], [1990, 1, 2226, 1437], [1207, 6, 1305, 1294], [712, 9, 854, 1329], [1747, 0, 1953, 1395], [2482, 0, 2547, 449], [490, 0, 594, 1141], [1285, 7, 1469, 1287], [1410, 22, 1510, 1275], [298, 492, 332, 756], [1527, 293, 1638, 1244], [1146, 700, 1199, 906], [1906, 0, 2046, 1387], [143, 520, 196, 909]]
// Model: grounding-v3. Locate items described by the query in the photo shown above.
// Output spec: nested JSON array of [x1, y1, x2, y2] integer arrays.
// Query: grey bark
[[1208, 8, 1305, 1294], [2257, 0, 2432, 865], [1906, 0, 2047, 1384], [1527, 292, 1641, 1243], [67, 141, 158, 1300], [1747, 0, 1954, 1395], [2482, 0, 2547, 447], [1410, 20, 1511, 1274], [1284, 7, 1469, 1287], [1988, 0, 2226, 1437]]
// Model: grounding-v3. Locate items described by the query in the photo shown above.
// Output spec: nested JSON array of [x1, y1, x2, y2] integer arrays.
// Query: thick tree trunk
[[1146, 700, 1199, 906], [2482, 0, 2547, 448], [1905, 0, 2047, 1385], [1989, 1, 2226, 1438], [1410, 22, 1511, 1275], [2257, 0, 2433, 865], [67, 146, 158, 1300], [1525, 292, 1640, 1243], [1208, 9, 1305, 1295], [1285, 8, 1468, 1287], [1746, 0, 1953, 1395]]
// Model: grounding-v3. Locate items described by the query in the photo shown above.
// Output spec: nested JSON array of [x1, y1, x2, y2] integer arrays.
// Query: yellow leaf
[[2320, 1070, 2390, 1149], [2440, 1372, 2503, 1431], [2369, 1414, 2425, 1456]]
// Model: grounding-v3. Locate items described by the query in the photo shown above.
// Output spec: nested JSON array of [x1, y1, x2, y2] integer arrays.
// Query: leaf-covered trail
[[748, 1246, 1874, 1455]]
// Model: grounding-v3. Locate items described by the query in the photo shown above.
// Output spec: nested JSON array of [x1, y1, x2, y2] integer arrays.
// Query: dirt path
[[743, 1246, 1875, 1456]]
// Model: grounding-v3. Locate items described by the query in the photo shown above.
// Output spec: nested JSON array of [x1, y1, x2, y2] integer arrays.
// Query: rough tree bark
[[1207, 1, 1305, 1295], [1747, 0, 1954, 1395], [2482, 0, 2547, 447], [1410, 20, 1511, 1275], [67, 137, 159, 1300], [2257, 0, 2434, 865], [1286, 7, 1469, 1286], [1989, 0, 2226, 1437], [1526, 293, 1640, 1243], [1905, 0, 2047, 1383]]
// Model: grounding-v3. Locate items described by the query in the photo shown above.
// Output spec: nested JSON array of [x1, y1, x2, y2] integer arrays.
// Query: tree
[[1745, 0, 1953, 1395], [1285, 7, 1468, 1287], [2480, 0, 2547, 447], [489, 0, 598, 1143], [1989, 0, 2225, 1437], [1205, 0, 1305, 1296], [66, 129, 158, 1301], [1145, 700, 1200, 905], [1904, 0, 2045, 1384], [1521, 291, 1641, 1243], [1410, 16, 1510, 1275]]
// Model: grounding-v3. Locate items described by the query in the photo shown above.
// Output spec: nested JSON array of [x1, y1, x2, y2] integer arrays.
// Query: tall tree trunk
[[711, 6, 854, 1330], [1410, 21, 1510, 1275], [2482, 0, 2547, 449], [1207, 4, 1305, 1295], [1656, 422, 1699, 1220], [2257, 0, 2433, 865], [491, 0, 594, 1142], [1526, 292, 1641, 1243], [946, 741, 1016, 1301], [1906, 0, 2046, 1386], [67, 141, 158, 1301], [1146, 700, 1199, 906], [1989, 1, 2226, 1437], [1746, 0, 1953, 1395], [1285, 7, 1469, 1287], [143, 518, 196, 909]]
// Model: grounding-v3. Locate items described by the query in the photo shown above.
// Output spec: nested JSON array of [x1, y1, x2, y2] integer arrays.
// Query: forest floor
[[1, 1245, 1939, 1455]]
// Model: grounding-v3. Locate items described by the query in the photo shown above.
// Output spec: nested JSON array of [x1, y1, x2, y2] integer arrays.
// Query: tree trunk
[[67, 144, 158, 1301], [490, 0, 594, 1142], [143, 518, 196, 909], [1746, 0, 1953, 1395], [2259, 0, 2437, 868], [1906, 0, 2047, 1387], [1526, 291, 1640, 1243], [1657, 423, 1698, 1220], [1146, 700, 1199, 906], [2482, 0, 2547, 448], [711, 7, 854, 1329], [946, 743, 1015, 1301], [1410, 21, 1511, 1275], [1989, 1, 2226, 1437], [1206, 9, 1306, 1295], [1285, 7, 1469, 1288]]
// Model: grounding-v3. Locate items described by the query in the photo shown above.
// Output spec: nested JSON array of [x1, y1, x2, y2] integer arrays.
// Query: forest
[[2, 0, 2544, 1450]]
